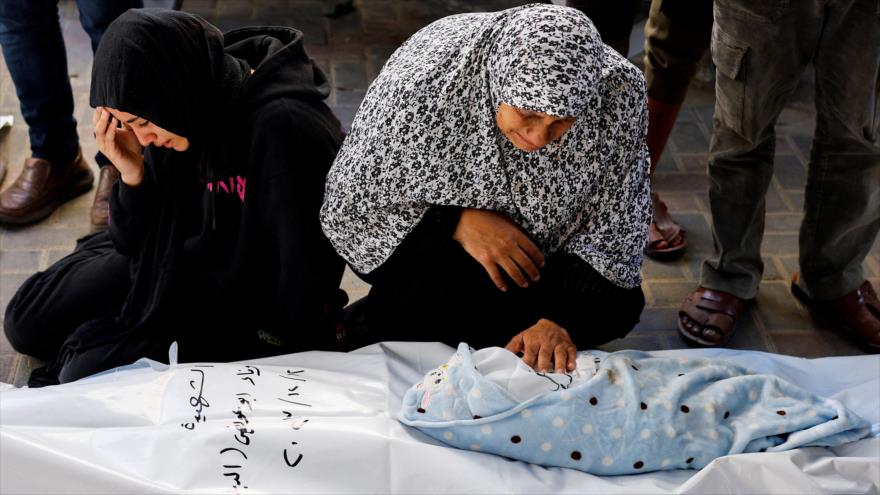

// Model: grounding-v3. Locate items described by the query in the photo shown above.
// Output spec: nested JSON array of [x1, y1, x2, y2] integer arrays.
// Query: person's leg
[[700, 1, 823, 300], [642, 0, 713, 258], [791, 0, 880, 348], [361, 211, 639, 350], [681, 0, 823, 345], [364, 233, 535, 350], [3, 232, 131, 361], [0, 0, 78, 165], [0, 1, 95, 225], [55, 321, 171, 384], [75, 0, 143, 55], [798, 0, 880, 300]]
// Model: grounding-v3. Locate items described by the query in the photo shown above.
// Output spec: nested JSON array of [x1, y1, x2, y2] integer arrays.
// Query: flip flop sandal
[[645, 192, 687, 261], [790, 273, 880, 350], [678, 286, 745, 347]]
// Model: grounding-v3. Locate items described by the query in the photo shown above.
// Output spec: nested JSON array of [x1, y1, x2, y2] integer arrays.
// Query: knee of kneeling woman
[[3, 286, 47, 357]]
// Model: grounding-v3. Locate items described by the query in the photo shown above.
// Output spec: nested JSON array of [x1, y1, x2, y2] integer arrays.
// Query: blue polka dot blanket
[[399, 343, 874, 475]]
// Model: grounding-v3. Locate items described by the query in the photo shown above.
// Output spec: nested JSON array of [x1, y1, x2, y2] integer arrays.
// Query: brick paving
[[1, 0, 877, 385]]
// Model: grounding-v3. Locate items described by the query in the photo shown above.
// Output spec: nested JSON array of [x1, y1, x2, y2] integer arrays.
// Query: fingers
[[510, 247, 541, 282], [498, 256, 529, 288], [514, 231, 545, 268], [95, 108, 110, 137], [536, 343, 554, 373], [504, 333, 523, 354], [553, 344, 575, 373], [94, 110, 112, 154], [107, 116, 118, 143], [522, 340, 539, 369], [478, 257, 508, 292]]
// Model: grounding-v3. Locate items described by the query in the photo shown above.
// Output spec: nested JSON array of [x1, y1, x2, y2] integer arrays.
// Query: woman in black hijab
[[3, 9, 346, 385]]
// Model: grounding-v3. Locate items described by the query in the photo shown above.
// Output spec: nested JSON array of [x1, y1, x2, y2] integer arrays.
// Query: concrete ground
[[1, 0, 878, 386]]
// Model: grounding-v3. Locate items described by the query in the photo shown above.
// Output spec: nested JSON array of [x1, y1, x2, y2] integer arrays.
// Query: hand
[[93, 106, 145, 186], [453, 208, 544, 291], [505, 319, 577, 373]]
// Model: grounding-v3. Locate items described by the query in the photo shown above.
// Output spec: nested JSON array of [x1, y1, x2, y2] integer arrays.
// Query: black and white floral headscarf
[[321, 4, 650, 288]]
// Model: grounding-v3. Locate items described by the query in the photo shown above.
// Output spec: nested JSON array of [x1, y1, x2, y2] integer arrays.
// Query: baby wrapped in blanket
[[399, 343, 873, 475]]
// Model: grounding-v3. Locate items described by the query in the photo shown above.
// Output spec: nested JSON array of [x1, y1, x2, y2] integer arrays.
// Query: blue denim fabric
[[0, 0, 142, 167]]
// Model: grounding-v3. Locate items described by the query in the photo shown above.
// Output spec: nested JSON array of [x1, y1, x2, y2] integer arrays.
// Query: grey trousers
[[701, 0, 880, 300]]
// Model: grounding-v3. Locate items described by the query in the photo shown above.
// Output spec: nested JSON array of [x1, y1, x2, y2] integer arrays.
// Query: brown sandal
[[678, 287, 745, 347], [645, 192, 687, 261], [791, 273, 880, 351]]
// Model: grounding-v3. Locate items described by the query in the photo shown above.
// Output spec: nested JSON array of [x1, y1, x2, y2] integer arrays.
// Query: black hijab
[[87, 9, 251, 338], [90, 8, 249, 175]]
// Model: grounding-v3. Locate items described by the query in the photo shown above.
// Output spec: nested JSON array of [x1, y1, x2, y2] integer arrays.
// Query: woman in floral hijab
[[322, 4, 651, 371]]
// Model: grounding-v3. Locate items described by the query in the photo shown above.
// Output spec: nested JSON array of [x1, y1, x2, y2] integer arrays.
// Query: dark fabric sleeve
[[540, 252, 645, 348], [359, 205, 462, 285], [108, 176, 157, 257]]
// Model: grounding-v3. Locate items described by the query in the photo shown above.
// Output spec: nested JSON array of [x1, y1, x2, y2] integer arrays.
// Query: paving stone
[[653, 192, 701, 212], [47, 249, 72, 267], [216, 0, 253, 18], [1, 225, 89, 250], [11, 354, 44, 387], [630, 308, 680, 334], [788, 133, 812, 160], [773, 154, 806, 189], [670, 121, 710, 153], [764, 213, 802, 233], [770, 330, 867, 358], [641, 258, 687, 280], [646, 281, 695, 307], [761, 257, 783, 281], [868, 256, 880, 278], [332, 61, 368, 90], [653, 151, 678, 173], [783, 189, 805, 212], [673, 213, 712, 256], [774, 136, 793, 154], [1, 272, 30, 312], [0, 351, 17, 384], [326, 10, 363, 36], [652, 172, 707, 192], [676, 153, 709, 173], [334, 88, 366, 107], [0, 326, 14, 355], [760, 233, 799, 255], [0, 250, 40, 273], [778, 255, 799, 280], [331, 106, 359, 130], [753, 282, 822, 331], [764, 184, 793, 213]]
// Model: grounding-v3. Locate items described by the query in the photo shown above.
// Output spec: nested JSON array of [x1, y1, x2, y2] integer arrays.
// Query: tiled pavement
[[1, 0, 878, 385]]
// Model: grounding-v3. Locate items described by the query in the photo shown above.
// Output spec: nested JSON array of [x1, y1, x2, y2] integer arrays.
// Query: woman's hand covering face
[[453, 208, 545, 291], [93, 107, 145, 187], [505, 318, 577, 373]]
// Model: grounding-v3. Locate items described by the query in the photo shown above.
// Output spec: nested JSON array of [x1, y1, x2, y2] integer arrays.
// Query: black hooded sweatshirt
[[88, 10, 345, 359]]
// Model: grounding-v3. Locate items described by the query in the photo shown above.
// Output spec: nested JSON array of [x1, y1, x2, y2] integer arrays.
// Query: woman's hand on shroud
[[93, 107, 145, 186], [505, 319, 577, 373], [453, 208, 545, 291]]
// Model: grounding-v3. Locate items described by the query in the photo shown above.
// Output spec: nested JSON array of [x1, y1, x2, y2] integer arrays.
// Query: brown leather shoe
[[90, 164, 120, 232], [791, 273, 880, 351], [0, 149, 94, 226]]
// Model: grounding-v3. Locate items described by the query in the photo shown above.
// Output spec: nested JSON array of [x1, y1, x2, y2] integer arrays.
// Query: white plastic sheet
[[1, 342, 878, 494]]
